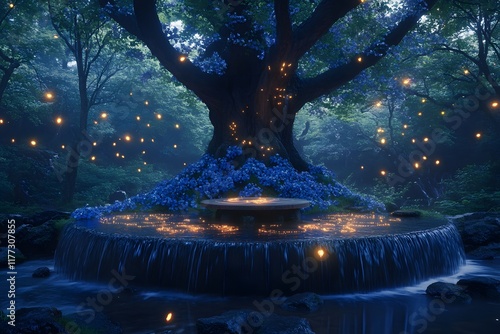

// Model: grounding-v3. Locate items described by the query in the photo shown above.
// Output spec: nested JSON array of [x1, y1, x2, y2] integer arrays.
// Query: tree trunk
[[61, 48, 90, 203], [205, 85, 309, 171]]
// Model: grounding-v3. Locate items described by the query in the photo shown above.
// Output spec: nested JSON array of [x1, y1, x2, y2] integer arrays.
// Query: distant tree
[[49, 0, 125, 202], [98, 0, 439, 171]]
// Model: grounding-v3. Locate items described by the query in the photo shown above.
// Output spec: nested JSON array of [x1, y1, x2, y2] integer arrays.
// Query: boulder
[[449, 212, 500, 252], [196, 309, 258, 334], [468, 243, 500, 260], [196, 309, 315, 334], [281, 293, 323, 312], [108, 190, 127, 203], [457, 276, 500, 300], [16, 221, 59, 258], [29, 210, 70, 226], [256, 314, 315, 334], [0, 307, 65, 334], [64, 311, 123, 334], [32, 267, 51, 278], [425, 281, 471, 304]]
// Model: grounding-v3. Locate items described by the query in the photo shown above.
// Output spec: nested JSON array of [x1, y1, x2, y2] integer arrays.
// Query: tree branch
[[131, 0, 223, 108], [295, 0, 439, 109], [274, 0, 292, 57], [97, 0, 142, 38], [290, 0, 360, 60]]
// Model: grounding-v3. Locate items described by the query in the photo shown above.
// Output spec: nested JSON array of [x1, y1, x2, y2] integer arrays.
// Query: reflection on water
[[2, 259, 499, 334], [89, 213, 446, 241]]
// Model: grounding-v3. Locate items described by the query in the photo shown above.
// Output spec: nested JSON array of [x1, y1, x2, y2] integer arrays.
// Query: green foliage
[[70, 159, 171, 207], [434, 163, 500, 214]]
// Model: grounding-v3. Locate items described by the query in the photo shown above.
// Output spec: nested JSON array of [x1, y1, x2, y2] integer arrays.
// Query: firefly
[[380, 170, 386, 176], [56, 116, 63, 124], [166, 313, 173, 322], [156, 114, 162, 120], [435, 160, 440, 165], [179, 56, 186, 62], [101, 112, 108, 119], [30, 140, 37, 146], [475, 133, 481, 139], [317, 248, 325, 258]]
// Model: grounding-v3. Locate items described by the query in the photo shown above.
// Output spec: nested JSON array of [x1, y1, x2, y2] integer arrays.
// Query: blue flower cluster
[[71, 147, 384, 219]]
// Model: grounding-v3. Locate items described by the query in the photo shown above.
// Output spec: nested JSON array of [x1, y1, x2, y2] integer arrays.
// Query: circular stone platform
[[55, 213, 466, 295], [201, 197, 310, 221]]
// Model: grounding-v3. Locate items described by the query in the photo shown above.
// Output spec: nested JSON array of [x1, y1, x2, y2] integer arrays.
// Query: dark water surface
[[1, 259, 499, 333]]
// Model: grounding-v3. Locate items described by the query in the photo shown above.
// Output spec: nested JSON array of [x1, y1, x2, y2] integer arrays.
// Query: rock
[[32, 267, 51, 278], [29, 210, 71, 226], [65, 311, 123, 334], [196, 310, 315, 334], [16, 221, 59, 258], [256, 314, 315, 334], [196, 309, 258, 334], [457, 276, 500, 300], [0, 307, 65, 334], [468, 243, 500, 260], [108, 190, 127, 203], [390, 210, 422, 217], [449, 212, 500, 252], [425, 281, 471, 304], [281, 293, 324, 312], [0, 247, 25, 268]]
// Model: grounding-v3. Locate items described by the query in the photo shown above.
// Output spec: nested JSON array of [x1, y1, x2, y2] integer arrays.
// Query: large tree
[[99, 0, 439, 171]]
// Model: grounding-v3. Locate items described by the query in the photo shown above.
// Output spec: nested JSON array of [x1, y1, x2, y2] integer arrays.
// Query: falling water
[[55, 214, 465, 295]]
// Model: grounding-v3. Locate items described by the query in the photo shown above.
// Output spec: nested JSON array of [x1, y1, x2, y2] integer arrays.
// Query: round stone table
[[201, 197, 310, 222]]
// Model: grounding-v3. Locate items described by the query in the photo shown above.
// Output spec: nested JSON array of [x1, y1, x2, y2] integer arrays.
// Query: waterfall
[[55, 218, 465, 295]]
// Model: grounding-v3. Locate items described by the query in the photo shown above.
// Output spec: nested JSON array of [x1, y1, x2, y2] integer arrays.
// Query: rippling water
[[2, 259, 499, 334]]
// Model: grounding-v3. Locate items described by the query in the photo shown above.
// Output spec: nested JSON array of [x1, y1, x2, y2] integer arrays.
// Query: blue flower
[[70, 147, 384, 219]]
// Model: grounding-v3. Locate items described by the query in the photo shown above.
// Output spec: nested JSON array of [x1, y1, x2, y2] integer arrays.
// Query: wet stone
[[32, 266, 51, 278], [281, 292, 324, 312], [425, 281, 472, 304], [457, 276, 500, 300]]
